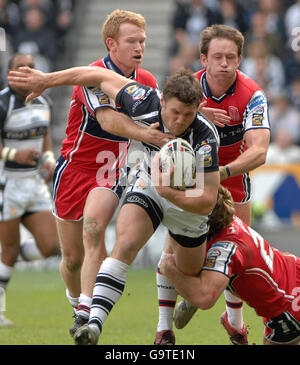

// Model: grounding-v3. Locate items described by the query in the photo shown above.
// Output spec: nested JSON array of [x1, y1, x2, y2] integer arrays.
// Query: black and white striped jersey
[[115, 82, 220, 176], [0, 86, 52, 176]]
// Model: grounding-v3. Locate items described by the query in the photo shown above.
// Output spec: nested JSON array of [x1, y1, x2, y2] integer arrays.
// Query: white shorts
[[123, 172, 209, 247], [0, 174, 52, 221]]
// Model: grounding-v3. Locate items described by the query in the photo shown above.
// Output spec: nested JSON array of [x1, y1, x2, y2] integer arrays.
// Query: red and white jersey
[[60, 55, 158, 173], [194, 69, 270, 166], [203, 216, 299, 319]]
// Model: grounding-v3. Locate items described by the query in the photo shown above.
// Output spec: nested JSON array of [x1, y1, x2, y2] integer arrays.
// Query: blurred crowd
[[0, 0, 299, 163], [0, 0, 74, 86], [168, 0, 300, 162]]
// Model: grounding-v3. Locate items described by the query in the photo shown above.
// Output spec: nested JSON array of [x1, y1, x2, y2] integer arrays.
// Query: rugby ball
[[159, 138, 196, 190]]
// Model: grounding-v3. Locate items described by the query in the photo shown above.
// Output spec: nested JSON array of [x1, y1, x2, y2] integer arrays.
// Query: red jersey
[[203, 216, 299, 319], [194, 69, 270, 165], [60, 55, 158, 173]]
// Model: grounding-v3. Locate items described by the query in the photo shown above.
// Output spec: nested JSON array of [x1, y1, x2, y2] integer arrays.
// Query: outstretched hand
[[199, 100, 231, 128], [146, 122, 175, 147], [7, 67, 47, 102]]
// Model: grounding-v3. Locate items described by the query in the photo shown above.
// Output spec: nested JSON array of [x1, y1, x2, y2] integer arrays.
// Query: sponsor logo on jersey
[[124, 84, 147, 101], [228, 106, 240, 122], [10, 207, 17, 216], [132, 88, 146, 101], [248, 95, 265, 111], [98, 95, 110, 105], [126, 194, 148, 208], [197, 143, 212, 167], [205, 257, 216, 268], [252, 112, 263, 126]]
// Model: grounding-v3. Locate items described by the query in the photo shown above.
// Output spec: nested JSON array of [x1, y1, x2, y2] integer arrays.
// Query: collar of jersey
[[201, 71, 236, 104], [103, 54, 137, 79]]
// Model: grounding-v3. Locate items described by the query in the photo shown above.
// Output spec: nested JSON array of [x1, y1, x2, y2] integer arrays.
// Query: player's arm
[[152, 152, 219, 215], [41, 129, 56, 182], [160, 253, 229, 309], [219, 91, 270, 181], [7, 66, 131, 102], [219, 128, 270, 181], [96, 108, 174, 147]]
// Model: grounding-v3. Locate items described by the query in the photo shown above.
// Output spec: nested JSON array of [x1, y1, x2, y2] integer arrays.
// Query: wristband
[[42, 150, 56, 165], [224, 165, 231, 177], [1, 146, 9, 160], [1, 147, 17, 161], [7, 148, 17, 161]]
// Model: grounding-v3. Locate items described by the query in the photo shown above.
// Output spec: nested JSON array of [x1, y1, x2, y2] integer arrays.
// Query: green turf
[[0, 268, 264, 345]]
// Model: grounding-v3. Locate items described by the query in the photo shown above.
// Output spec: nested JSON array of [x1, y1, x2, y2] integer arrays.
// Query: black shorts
[[123, 192, 207, 248], [265, 311, 300, 344]]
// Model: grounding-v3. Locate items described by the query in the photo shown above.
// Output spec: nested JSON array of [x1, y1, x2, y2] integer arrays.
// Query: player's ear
[[200, 53, 207, 68], [237, 55, 242, 68], [160, 94, 165, 107], [105, 37, 115, 51]]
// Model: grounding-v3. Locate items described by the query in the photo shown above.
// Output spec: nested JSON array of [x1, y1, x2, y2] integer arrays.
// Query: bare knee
[[83, 217, 102, 247], [111, 237, 141, 265], [61, 252, 83, 273], [38, 240, 60, 258]]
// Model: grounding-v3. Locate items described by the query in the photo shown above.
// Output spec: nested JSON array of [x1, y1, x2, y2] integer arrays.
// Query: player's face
[[8, 54, 35, 96], [200, 38, 241, 83], [109, 22, 146, 77], [160, 96, 198, 136]]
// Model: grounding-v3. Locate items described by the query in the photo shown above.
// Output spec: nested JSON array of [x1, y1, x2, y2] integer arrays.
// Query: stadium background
[[1, 0, 299, 268]]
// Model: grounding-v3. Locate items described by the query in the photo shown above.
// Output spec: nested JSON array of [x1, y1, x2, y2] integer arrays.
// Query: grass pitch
[[0, 268, 264, 345]]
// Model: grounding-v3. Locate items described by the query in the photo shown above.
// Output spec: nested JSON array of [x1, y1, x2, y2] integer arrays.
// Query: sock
[[0, 261, 13, 314], [0, 261, 13, 290], [156, 252, 177, 331], [66, 289, 79, 309], [77, 293, 92, 319], [88, 257, 128, 335], [224, 289, 243, 330], [19, 239, 44, 261]]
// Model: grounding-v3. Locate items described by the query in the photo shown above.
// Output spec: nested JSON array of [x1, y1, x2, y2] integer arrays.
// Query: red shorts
[[221, 173, 251, 203], [52, 156, 125, 220]]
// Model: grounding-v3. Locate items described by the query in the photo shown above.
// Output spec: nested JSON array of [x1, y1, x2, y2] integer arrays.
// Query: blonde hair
[[200, 24, 244, 57], [209, 185, 235, 235], [102, 9, 146, 51]]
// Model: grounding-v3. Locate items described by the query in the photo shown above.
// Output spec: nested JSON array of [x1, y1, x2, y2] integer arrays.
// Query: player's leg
[[74, 203, 155, 345], [21, 210, 60, 259], [159, 233, 207, 344], [155, 234, 177, 344], [234, 201, 251, 226], [221, 201, 251, 344], [56, 218, 84, 303], [75, 188, 119, 323], [170, 236, 206, 276], [0, 218, 21, 326]]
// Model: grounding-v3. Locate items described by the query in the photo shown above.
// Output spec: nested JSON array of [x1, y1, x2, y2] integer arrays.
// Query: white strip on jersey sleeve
[[83, 87, 116, 111], [243, 90, 270, 131], [203, 241, 237, 276]]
